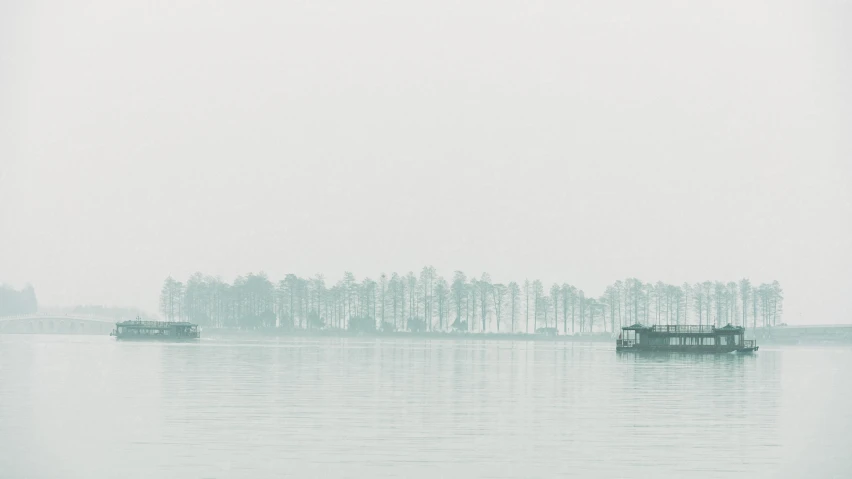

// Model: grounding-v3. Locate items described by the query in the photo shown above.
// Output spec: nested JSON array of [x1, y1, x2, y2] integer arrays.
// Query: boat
[[111, 316, 200, 341], [616, 323, 758, 354]]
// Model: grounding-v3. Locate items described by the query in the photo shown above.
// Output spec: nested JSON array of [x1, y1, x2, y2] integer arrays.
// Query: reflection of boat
[[616, 323, 757, 354], [112, 316, 200, 341]]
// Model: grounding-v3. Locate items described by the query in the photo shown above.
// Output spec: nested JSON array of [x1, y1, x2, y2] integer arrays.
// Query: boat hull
[[735, 346, 759, 354], [113, 335, 199, 342], [617, 345, 754, 354]]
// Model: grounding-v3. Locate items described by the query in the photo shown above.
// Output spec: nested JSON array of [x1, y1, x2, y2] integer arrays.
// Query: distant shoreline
[[203, 328, 615, 342], [200, 326, 852, 346]]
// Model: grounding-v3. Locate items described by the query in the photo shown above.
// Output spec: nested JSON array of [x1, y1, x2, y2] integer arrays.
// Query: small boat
[[616, 323, 757, 354], [112, 316, 200, 341]]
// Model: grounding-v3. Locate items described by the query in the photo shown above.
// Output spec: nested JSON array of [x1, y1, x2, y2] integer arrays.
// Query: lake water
[[1, 335, 850, 479]]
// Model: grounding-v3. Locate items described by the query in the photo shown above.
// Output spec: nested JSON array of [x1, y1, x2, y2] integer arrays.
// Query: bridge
[[0, 314, 117, 335]]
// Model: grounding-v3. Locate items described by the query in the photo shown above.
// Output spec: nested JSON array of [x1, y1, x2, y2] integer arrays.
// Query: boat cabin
[[113, 318, 200, 340], [617, 323, 757, 353]]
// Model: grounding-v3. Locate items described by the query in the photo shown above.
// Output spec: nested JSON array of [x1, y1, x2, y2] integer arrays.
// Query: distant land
[[0, 283, 38, 316], [155, 270, 785, 335]]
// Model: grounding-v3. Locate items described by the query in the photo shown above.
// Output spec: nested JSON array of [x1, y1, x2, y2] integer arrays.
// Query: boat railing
[[617, 339, 636, 348], [117, 320, 195, 328], [743, 340, 756, 348], [650, 325, 716, 334]]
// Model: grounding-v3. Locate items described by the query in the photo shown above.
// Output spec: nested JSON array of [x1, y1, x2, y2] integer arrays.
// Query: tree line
[[159, 270, 784, 334], [0, 284, 38, 317]]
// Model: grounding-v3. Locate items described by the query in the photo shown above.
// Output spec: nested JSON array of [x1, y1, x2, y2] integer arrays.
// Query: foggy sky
[[1, 1, 850, 323]]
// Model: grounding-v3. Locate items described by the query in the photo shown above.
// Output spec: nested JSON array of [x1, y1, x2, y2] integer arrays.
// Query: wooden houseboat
[[616, 323, 757, 353], [111, 317, 200, 341]]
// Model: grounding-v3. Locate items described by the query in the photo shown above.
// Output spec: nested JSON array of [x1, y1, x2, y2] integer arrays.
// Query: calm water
[[1, 335, 850, 479]]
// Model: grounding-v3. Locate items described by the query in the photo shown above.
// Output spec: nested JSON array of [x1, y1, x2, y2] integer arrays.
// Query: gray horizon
[[1, 1, 850, 324]]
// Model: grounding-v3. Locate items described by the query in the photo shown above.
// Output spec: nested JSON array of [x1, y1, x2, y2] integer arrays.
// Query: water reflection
[[1, 336, 850, 478]]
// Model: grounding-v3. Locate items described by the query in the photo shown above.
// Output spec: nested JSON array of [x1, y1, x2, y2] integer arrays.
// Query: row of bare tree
[[159, 271, 784, 333]]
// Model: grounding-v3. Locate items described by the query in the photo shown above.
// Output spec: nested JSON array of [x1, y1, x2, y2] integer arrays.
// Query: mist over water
[[2, 1, 850, 477], [2, 336, 849, 478], [2, 1, 850, 323]]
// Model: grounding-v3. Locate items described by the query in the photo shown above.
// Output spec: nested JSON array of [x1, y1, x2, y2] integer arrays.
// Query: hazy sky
[[1, 1, 850, 322]]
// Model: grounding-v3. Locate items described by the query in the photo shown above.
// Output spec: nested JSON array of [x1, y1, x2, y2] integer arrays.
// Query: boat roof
[[716, 323, 744, 331], [622, 323, 650, 330], [621, 323, 745, 333], [116, 320, 197, 327]]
